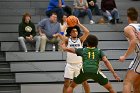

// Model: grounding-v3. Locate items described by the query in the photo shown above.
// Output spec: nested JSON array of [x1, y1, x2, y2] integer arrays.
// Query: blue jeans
[[102, 8, 120, 21], [73, 8, 93, 20]]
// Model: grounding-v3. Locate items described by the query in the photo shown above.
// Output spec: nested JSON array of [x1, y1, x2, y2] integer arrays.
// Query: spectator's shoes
[[90, 20, 95, 24], [25, 51, 28, 52], [116, 19, 123, 24], [109, 19, 115, 24]]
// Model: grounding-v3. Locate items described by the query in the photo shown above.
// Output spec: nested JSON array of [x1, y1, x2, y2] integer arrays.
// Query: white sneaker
[[25, 51, 28, 52], [90, 20, 95, 24], [35, 51, 39, 52]]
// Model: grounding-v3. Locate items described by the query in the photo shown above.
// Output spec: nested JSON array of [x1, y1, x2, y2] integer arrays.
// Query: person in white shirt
[[62, 19, 90, 93], [119, 7, 140, 93]]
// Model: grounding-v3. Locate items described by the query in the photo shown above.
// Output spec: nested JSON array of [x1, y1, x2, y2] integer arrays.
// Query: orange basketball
[[66, 15, 78, 27]]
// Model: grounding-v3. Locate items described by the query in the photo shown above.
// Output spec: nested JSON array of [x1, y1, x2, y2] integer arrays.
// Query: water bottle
[[52, 44, 55, 52]]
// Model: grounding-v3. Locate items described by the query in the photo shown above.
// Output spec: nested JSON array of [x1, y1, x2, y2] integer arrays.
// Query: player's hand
[[77, 18, 80, 25], [119, 56, 126, 62], [61, 43, 66, 51], [113, 73, 121, 81]]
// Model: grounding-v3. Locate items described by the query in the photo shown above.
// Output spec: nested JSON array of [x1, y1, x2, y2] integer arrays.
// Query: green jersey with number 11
[[76, 47, 105, 73]]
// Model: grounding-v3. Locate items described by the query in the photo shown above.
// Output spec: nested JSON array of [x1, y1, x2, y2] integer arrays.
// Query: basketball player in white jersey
[[62, 20, 90, 93], [119, 7, 140, 93]]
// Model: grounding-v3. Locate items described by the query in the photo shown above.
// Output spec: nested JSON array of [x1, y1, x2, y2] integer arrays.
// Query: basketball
[[66, 15, 78, 27]]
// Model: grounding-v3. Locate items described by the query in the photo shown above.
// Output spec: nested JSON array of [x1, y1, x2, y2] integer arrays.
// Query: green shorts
[[74, 70, 108, 85]]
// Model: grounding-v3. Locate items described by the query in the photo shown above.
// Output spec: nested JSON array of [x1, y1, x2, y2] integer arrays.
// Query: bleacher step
[[0, 79, 15, 84], [0, 84, 20, 91], [15, 71, 126, 83], [6, 50, 134, 61], [0, 90, 20, 93], [10, 60, 131, 72], [0, 68, 10, 72], [20, 82, 123, 93]]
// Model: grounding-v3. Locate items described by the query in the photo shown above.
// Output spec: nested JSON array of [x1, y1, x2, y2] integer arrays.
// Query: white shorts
[[128, 53, 140, 74], [64, 63, 82, 79]]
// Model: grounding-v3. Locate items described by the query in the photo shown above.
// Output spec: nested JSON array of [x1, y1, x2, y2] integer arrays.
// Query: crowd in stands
[[18, 0, 123, 52]]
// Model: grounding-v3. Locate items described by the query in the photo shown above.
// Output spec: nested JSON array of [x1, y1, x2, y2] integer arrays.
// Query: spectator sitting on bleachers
[[18, 13, 41, 52], [37, 12, 61, 52], [73, 0, 95, 24], [101, 0, 123, 24], [87, 0, 101, 15], [45, 0, 72, 22], [60, 13, 68, 36]]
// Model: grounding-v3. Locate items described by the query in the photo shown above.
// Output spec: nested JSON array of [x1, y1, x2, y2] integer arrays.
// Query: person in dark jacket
[[101, 0, 122, 24], [87, 0, 101, 15], [18, 13, 41, 52], [46, 0, 72, 22]]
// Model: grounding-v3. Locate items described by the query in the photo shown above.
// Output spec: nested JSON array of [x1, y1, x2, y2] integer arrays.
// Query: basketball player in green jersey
[[61, 34, 120, 93]]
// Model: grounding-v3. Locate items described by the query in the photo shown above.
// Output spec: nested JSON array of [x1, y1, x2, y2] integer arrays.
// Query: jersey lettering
[[70, 44, 80, 48], [88, 52, 95, 59]]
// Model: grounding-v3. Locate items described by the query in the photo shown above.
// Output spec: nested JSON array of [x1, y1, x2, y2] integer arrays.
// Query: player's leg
[[123, 70, 139, 93], [74, 63, 90, 93], [67, 81, 78, 93], [95, 70, 116, 93], [133, 74, 140, 93], [63, 63, 74, 93], [103, 82, 116, 93], [133, 59, 140, 93], [63, 78, 71, 93], [82, 81, 90, 93], [70, 69, 88, 93]]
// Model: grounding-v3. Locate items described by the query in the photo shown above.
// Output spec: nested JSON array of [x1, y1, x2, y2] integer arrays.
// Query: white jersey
[[66, 37, 82, 63], [129, 23, 140, 52], [128, 23, 140, 74]]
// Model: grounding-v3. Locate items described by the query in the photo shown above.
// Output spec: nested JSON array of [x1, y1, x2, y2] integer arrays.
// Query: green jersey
[[76, 47, 105, 73]]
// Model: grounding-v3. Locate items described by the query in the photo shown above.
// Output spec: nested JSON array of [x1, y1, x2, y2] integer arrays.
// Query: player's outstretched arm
[[102, 56, 120, 81], [77, 19, 89, 43], [61, 43, 76, 53]]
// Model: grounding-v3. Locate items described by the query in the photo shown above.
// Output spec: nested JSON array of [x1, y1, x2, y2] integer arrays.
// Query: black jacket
[[18, 21, 36, 38]]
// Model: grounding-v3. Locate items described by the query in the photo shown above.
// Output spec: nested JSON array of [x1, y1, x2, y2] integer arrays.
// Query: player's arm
[[102, 56, 120, 81], [119, 26, 137, 62], [53, 33, 65, 40], [78, 20, 89, 43], [61, 43, 76, 53]]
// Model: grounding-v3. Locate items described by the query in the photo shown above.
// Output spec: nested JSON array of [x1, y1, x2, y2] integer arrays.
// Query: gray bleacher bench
[[5, 50, 134, 61]]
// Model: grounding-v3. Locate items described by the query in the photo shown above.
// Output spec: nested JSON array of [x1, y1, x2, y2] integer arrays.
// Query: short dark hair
[[86, 34, 98, 47], [50, 12, 57, 17], [127, 7, 138, 21]]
